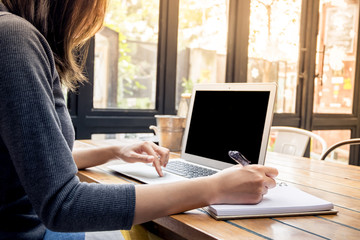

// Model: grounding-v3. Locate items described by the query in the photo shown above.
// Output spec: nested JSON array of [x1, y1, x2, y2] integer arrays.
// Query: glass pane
[[93, 0, 159, 109], [176, 0, 229, 111], [248, 0, 302, 113], [314, 0, 359, 113], [313, 130, 351, 164]]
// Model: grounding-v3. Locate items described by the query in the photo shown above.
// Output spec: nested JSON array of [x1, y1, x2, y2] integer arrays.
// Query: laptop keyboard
[[165, 160, 218, 179]]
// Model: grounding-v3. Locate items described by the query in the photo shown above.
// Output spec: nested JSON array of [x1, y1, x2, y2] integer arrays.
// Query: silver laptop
[[109, 83, 277, 184]]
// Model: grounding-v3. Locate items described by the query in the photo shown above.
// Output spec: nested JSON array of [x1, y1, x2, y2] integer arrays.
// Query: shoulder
[[0, 12, 53, 56], [0, 12, 39, 40], [0, 12, 56, 78]]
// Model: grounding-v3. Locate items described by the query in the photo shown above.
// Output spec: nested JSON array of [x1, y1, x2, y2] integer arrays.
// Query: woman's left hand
[[115, 141, 170, 177]]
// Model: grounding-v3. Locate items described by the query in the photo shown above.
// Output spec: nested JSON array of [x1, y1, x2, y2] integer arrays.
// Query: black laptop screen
[[184, 90, 270, 165]]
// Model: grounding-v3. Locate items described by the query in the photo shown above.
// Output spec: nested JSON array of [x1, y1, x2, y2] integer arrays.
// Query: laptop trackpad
[[109, 162, 186, 184]]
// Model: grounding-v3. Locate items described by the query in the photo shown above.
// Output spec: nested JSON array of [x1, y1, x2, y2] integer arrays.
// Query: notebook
[[109, 83, 277, 184], [204, 183, 337, 220]]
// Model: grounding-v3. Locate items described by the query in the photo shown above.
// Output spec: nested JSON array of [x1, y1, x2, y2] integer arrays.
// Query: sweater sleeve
[[0, 14, 135, 231]]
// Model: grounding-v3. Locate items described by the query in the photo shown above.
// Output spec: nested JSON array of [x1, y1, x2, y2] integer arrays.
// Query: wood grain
[[76, 140, 360, 240]]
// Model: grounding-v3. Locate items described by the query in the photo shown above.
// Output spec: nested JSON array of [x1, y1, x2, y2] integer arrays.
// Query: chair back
[[320, 138, 360, 160], [270, 126, 327, 157]]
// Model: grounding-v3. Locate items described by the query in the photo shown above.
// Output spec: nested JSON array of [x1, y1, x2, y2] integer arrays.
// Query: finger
[[143, 142, 169, 167], [152, 156, 164, 177], [140, 142, 161, 160], [139, 143, 163, 175], [264, 177, 277, 189], [262, 186, 269, 195], [233, 164, 245, 169], [263, 166, 279, 178], [130, 152, 155, 163], [156, 146, 170, 167]]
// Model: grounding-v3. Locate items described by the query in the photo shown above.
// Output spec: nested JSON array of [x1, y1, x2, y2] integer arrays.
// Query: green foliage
[[181, 77, 194, 94], [181, 70, 210, 94], [103, 0, 160, 108]]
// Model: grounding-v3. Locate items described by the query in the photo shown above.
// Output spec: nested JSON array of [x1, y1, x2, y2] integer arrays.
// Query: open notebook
[[204, 183, 337, 220], [109, 83, 277, 184]]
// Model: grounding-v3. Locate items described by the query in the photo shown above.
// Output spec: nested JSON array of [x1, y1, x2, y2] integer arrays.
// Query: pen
[[228, 150, 251, 166]]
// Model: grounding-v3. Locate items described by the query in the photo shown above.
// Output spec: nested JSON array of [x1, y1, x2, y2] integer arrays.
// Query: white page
[[208, 185, 334, 216]]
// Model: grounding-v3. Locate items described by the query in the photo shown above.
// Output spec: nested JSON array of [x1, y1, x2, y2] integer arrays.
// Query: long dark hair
[[2, 0, 107, 90]]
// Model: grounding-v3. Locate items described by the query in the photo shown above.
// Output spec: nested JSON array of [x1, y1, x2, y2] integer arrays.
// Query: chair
[[320, 138, 360, 160], [269, 126, 327, 158]]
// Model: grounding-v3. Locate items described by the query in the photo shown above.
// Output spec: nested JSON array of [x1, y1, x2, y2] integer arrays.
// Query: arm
[[0, 17, 136, 232], [133, 164, 278, 224], [72, 146, 118, 169], [72, 142, 278, 225], [73, 140, 278, 225], [73, 141, 170, 176], [73, 141, 278, 224]]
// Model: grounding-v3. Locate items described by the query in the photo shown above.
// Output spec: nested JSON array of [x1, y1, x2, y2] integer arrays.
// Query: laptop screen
[[184, 90, 271, 166]]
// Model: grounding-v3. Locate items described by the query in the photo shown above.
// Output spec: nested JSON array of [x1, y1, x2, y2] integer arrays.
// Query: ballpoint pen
[[228, 151, 287, 186], [228, 150, 251, 166]]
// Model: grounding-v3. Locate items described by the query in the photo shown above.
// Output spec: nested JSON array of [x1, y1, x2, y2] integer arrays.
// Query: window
[[314, 0, 359, 114], [68, 0, 360, 165], [176, 0, 229, 106], [311, 0, 360, 165], [248, 0, 302, 113], [94, 0, 160, 109]]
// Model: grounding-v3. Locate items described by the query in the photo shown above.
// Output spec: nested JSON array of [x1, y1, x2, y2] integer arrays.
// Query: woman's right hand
[[133, 164, 278, 225], [208, 165, 278, 205]]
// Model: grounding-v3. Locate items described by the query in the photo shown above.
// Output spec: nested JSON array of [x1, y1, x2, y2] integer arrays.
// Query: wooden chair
[[269, 126, 327, 158], [320, 138, 360, 160]]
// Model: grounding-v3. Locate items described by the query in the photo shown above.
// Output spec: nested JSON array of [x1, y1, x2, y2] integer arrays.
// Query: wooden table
[[75, 140, 360, 240]]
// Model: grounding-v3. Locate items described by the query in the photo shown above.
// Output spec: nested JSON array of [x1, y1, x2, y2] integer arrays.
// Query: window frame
[[69, 0, 360, 165]]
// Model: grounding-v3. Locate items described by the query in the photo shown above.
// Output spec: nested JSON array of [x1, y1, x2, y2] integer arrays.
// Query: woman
[[0, 0, 278, 239]]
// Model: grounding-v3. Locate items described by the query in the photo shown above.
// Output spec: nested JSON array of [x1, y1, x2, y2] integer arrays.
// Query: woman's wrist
[[107, 145, 124, 161], [192, 176, 220, 205]]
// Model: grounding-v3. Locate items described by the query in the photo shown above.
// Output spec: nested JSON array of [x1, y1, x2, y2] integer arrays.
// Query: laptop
[[109, 83, 277, 184]]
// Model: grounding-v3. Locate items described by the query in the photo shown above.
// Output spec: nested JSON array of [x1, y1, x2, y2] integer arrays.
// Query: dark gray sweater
[[0, 5, 135, 240]]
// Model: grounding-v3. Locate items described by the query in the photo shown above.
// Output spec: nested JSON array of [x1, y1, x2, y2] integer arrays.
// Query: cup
[[149, 115, 186, 152]]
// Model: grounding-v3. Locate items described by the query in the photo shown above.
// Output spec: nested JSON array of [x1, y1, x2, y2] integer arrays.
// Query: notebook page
[[208, 185, 334, 216]]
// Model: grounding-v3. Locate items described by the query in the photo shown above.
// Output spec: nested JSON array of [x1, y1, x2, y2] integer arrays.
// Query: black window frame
[[68, 0, 360, 165]]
